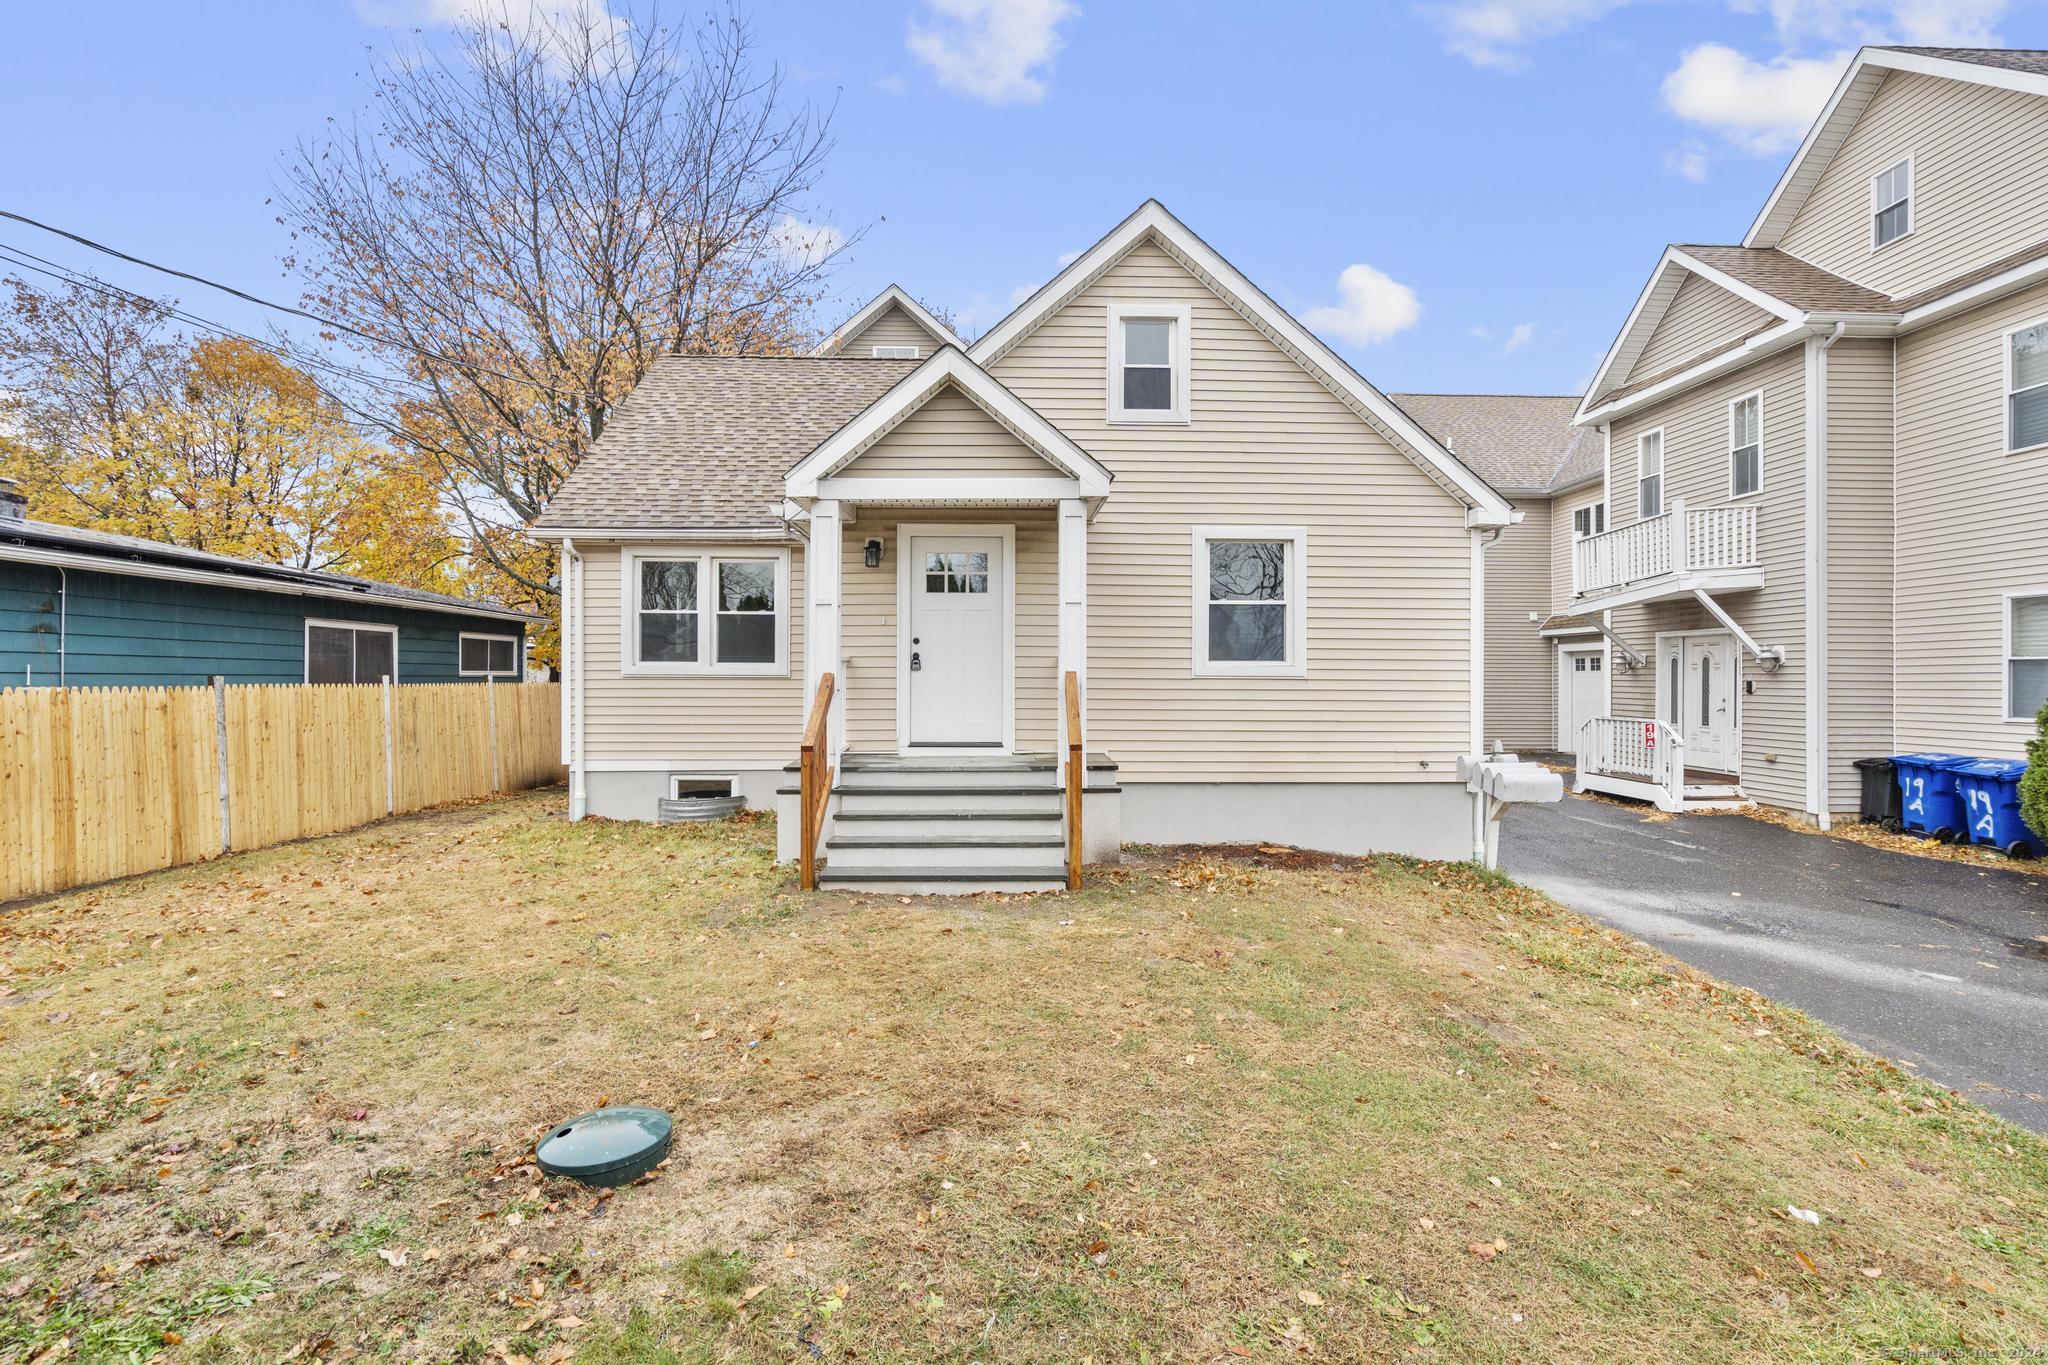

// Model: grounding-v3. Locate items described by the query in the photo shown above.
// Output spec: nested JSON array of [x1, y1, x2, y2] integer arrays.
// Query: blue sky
[[3, 0, 2043, 398]]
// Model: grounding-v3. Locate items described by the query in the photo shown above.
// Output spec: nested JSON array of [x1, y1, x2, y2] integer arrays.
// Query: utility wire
[[0, 207, 575, 397]]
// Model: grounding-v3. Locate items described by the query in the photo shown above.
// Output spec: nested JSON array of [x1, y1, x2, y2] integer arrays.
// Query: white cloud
[[1055, 248, 1084, 268], [1428, 0, 1634, 69], [875, 73, 908, 95], [1502, 322, 1537, 354], [1469, 325, 1494, 340], [1664, 138, 1711, 181], [1301, 264, 1422, 348], [1661, 42, 1845, 154], [1732, 0, 2004, 47], [354, 0, 625, 33], [768, 216, 845, 269], [906, 0, 1078, 104]]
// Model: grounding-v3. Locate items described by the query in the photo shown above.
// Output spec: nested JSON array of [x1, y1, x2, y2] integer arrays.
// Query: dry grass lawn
[[3, 789, 2046, 1363]]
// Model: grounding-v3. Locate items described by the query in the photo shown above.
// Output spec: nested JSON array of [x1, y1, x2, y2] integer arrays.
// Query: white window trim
[[1869, 153, 1913, 251], [1636, 428, 1665, 519], [619, 546, 791, 678], [1106, 301, 1192, 425], [457, 631, 520, 678], [1727, 390, 1765, 500], [304, 618, 399, 684], [1191, 524, 1308, 678], [2004, 316, 2048, 456], [870, 344, 921, 359], [1571, 501, 1607, 540], [2005, 589, 2048, 722]]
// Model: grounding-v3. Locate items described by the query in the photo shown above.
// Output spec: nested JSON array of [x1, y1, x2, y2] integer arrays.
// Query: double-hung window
[[2008, 320, 2048, 454], [1107, 302, 1191, 423], [1729, 392, 1763, 498], [1572, 503, 1606, 539], [625, 550, 787, 675], [2011, 595, 2048, 721], [1871, 157, 1912, 248], [1637, 430, 1664, 519], [459, 633, 520, 678], [1192, 526, 1306, 676], [306, 620, 398, 684]]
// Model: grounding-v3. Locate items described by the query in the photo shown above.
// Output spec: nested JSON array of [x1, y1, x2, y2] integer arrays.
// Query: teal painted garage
[[0, 481, 541, 688]]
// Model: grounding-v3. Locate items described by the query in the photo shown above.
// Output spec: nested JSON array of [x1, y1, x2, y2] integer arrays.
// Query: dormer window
[[1871, 157, 1912, 248], [1107, 302, 1191, 423]]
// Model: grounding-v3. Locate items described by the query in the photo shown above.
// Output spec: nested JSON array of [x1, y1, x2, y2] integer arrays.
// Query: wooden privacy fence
[[1, 681, 563, 902]]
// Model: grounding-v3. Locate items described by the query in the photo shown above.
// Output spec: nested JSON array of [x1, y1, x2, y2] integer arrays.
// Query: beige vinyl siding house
[[531, 202, 1515, 888], [1475, 501, 1553, 750], [1560, 44, 2048, 826]]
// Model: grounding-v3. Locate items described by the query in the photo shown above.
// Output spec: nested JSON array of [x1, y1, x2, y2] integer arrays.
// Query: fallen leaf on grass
[[377, 1247, 407, 1268], [1793, 1251, 1819, 1275], [1298, 1289, 1324, 1306]]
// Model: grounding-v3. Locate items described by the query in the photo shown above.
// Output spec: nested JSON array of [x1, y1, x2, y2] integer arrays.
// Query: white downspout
[[1805, 322, 1845, 829], [563, 537, 588, 821]]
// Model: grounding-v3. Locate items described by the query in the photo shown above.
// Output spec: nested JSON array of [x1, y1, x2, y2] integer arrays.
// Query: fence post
[[487, 675, 501, 793], [382, 675, 395, 816], [211, 675, 231, 854]]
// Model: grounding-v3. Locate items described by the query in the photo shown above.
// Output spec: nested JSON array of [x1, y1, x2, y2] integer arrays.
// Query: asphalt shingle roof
[[1877, 46, 2048, 77], [1389, 393, 1594, 494], [1675, 245, 1895, 313], [533, 355, 918, 532]]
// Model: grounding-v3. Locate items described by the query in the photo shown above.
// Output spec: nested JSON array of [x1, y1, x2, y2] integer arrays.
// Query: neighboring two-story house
[[530, 201, 1516, 890], [1567, 46, 2048, 821]]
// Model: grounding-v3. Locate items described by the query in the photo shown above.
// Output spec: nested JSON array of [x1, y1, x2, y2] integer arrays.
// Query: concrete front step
[[817, 865, 1070, 894], [832, 809, 1063, 839], [823, 836, 1067, 871], [833, 786, 1065, 815]]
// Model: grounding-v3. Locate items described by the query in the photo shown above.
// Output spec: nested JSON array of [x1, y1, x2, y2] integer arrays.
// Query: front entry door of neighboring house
[[1557, 645, 1606, 751], [1661, 632, 1737, 773], [905, 532, 1006, 747]]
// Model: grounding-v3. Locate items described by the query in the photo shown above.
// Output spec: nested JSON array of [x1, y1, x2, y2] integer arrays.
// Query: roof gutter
[[0, 541, 543, 625], [526, 525, 798, 543]]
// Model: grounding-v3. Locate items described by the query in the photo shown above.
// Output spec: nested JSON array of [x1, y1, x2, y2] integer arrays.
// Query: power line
[[0, 207, 576, 397]]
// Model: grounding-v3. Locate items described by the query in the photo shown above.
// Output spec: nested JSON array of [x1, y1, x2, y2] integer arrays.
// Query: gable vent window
[[1729, 392, 1763, 498], [1107, 302, 1191, 423], [871, 344, 920, 359], [2008, 321, 2048, 454], [1871, 157, 1912, 248]]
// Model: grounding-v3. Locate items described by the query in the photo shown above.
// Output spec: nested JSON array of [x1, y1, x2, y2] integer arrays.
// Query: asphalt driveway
[[1500, 786, 2048, 1133]]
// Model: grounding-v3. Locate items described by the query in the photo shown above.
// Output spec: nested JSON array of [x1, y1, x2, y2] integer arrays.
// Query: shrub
[[2022, 699, 2048, 843]]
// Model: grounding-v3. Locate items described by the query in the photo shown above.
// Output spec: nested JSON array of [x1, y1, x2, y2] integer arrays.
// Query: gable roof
[[1, 518, 542, 622], [1671, 246, 1893, 314], [531, 356, 916, 535], [969, 199, 1515, 526], [786, 347, 1112, 499], [813, 285, 965, 356], [1389, 394, 1593, 494], [1747, 46, 2048, 249]]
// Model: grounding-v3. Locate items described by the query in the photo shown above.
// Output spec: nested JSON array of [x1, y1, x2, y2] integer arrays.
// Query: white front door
[[1557, 645, 1606, 751], [1664, 632, 1737, 772], [906, 534, 1006, 747]]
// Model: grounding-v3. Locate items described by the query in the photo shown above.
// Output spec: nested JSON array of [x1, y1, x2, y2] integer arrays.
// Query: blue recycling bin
[[1892, 753, 1973, 841], [1951, 759, 2044, 859]]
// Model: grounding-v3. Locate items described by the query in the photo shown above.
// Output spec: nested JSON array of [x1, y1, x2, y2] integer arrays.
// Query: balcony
[[1572, 499, 1761, 608]]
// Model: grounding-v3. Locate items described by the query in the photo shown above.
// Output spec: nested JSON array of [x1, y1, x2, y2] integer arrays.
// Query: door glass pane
[[1123, 319, 1171, 366], [641, 560, 696, 611], [1590, 657, 1602, 671], [1208, 541, 1286, 600], [1699, 657, 1712, 726], [2012, 386, 2048, 451], [1123, 365, 1171, 411], [308, 625, 353, 684], [926, 571, 948, 593], [1667, 656, 1679, 724], [355, 629, 395, 684], [1208, 603, 1286, 662]]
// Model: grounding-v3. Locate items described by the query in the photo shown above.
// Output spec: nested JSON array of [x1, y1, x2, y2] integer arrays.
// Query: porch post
[[1057, 498, 1088, 779], [808, 499, 845, 761]]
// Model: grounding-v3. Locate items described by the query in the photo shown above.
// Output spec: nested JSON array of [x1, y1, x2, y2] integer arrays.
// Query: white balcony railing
[[1572, 498, 1757, 598]]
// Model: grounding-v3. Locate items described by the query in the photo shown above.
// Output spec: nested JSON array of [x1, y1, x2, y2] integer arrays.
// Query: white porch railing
[[1573, 499, 1757, 597], [1575, 716, 1686, 812]]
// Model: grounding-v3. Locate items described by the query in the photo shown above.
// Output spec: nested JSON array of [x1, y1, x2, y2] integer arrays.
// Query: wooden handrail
[[799, 672, 835, 891], [1063, 670, 1082, 891]]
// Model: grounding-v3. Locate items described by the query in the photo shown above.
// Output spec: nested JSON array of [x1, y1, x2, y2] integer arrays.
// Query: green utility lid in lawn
[[535, 1106, 672, 1187]]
